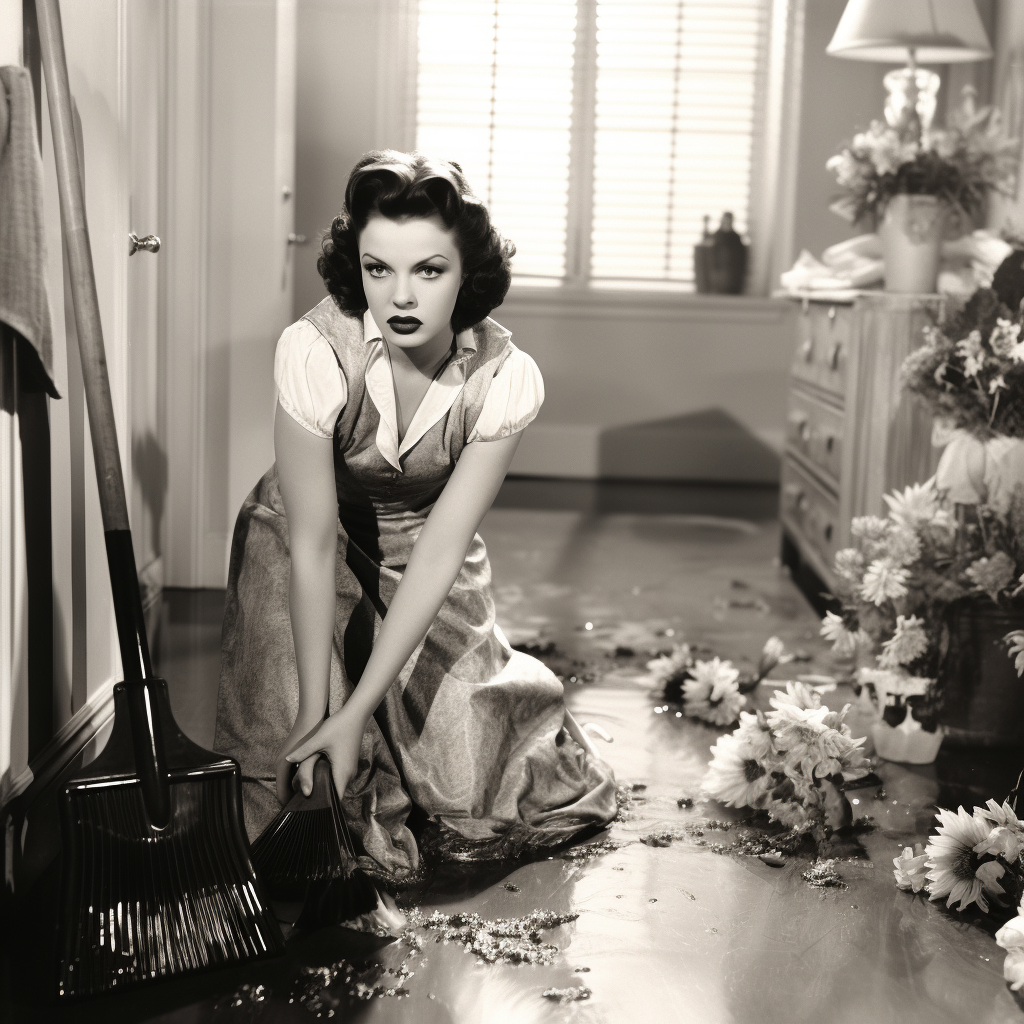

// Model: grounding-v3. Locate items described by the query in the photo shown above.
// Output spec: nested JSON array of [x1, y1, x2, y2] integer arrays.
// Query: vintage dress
[[214, 296, 617, 881]]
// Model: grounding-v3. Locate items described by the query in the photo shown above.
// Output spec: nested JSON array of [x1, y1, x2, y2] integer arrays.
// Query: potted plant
[[827, 88, 1017, 293]]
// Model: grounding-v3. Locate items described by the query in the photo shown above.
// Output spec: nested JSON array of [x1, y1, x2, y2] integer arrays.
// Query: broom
[[36, 0, 285, 997], [251, 759, 405, 934]]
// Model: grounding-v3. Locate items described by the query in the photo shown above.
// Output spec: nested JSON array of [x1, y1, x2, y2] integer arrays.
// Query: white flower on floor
[[768, 680, 822, 712], [702, 729, 773, 808], [976, 826, 1022, 862], [766, 696, 869, 783], [858, 667, 931, 700], [997, 913, 1024, 991], [860, 558, 910, 605], [893, 843, 929, 892], [755, 636, 790, 680], [925, 807, 1005, 911], [683, 658, 745, 727], [975, 798, 1024, 832], [734, 710, 775, 762], [878, 615, 929, 668], [644, 644, 692, 687], [1005, 631, 1024, 677], [820, 611, 868, 656]]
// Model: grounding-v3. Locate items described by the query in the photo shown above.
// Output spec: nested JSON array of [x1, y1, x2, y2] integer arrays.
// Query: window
[[416, 0, 770, 290]]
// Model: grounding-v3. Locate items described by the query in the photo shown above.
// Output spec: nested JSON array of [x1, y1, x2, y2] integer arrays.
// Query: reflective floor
[[5, 481, 1024, 1022]]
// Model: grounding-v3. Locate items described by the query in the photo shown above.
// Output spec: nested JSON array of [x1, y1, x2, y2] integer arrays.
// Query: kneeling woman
[[214, 151, 617, 881]]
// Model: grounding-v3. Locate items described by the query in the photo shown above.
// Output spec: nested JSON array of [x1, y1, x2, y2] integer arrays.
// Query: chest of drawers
[[779, 292, 944, 597]]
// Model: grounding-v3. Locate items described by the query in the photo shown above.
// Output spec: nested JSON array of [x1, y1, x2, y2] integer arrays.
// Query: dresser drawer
[[791, 302, 852, 399], [780, 458, 841, 574], [786, 388, 844, 486]]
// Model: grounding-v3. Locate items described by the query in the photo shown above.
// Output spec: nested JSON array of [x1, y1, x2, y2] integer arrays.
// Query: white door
[[127, 0, 166, 611]]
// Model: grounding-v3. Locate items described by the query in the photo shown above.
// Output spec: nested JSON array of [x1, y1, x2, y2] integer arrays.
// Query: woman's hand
[[275, 712, 324, 806], [285, 705, 366, 802]]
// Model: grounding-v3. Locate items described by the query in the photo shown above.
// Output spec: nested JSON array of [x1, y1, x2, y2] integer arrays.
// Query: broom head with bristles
[[57, 680, 286, 998], [251, 759, 401, 934]]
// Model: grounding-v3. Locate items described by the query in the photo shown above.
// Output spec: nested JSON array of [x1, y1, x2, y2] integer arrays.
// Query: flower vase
[[871, 712, 945, 765], [937, 599, 1024, 746], [880, 194, 946, 294]]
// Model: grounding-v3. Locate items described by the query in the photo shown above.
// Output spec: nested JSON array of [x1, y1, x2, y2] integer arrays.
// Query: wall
[[988, 0, 1024, 236], [288, 0, 880, 482]]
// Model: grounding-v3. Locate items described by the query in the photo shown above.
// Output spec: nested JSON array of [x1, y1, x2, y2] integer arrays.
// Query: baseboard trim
[[0, 679, 116, 814], [511, 421, 784, 483]]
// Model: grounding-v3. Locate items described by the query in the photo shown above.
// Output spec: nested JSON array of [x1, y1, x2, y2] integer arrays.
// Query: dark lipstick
[[388, 315, 422, 336]]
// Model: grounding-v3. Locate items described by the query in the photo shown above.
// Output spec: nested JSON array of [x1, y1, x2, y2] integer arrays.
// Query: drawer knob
[[828, 305, 836, 321], [801, 338, 813, 362]]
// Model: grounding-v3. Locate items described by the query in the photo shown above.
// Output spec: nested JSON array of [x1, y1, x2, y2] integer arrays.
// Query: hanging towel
[[0, 65, 58, 398]]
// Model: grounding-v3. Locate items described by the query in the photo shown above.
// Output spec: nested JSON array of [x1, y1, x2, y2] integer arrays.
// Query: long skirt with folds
[[213, 467, 618, 882]]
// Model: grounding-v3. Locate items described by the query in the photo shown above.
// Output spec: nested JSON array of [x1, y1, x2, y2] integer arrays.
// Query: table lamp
[[826, 0, 992, 138]]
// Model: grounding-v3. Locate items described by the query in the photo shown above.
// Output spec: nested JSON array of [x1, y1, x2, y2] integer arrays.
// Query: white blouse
[[273, 315, 544, 458]]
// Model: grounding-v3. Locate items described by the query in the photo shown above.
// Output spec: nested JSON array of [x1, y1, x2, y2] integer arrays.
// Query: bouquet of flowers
[[702, 682, 870, 831], [645, 637, 789, 728], [821, 480, 1024, 729], [827, 96, 1017, 226], [893, 798, 1024, 989], [902, 286, 1024, 440]]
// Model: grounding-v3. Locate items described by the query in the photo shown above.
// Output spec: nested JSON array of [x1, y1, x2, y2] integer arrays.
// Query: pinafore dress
[[213, 296, 617, 882]]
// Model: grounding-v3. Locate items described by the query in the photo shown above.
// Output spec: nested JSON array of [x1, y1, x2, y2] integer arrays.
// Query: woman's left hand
[[285, 705, 366, 800]]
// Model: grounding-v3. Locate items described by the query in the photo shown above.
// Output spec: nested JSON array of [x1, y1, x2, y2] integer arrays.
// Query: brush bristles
[[57, 775, 284, 998], [250, 806, 355, 889]]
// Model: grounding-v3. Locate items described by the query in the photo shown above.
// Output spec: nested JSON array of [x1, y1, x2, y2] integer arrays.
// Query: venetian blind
[[590, 0, 766, 284], [416, 0, 577, 278]]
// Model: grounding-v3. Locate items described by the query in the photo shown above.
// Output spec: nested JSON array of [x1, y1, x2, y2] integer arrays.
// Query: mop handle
[[36, 0, 154, 685], [36, 0, 129, 534]]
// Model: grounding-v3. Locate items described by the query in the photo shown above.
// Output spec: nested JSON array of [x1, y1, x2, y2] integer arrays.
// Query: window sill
[[501, 281, 789, 323]]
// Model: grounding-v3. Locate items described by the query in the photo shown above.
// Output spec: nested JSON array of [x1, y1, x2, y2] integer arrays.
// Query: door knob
[[129, 232, 160, 255]]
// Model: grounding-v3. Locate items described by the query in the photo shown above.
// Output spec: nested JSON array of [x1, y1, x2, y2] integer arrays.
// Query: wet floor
[[5, 481, 1024, 1022]]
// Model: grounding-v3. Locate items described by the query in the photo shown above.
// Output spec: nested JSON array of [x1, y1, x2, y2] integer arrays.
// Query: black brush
[[251, 760, 403, 934], [38, 0, 285, 997]]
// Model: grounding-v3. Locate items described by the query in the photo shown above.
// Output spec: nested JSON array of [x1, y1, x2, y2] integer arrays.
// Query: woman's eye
[[363, 263, 388, 278], [418, 265, 444, 279]]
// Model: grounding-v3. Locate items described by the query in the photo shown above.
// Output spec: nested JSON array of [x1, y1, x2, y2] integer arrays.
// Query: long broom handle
[[36, 0, 155, 689]]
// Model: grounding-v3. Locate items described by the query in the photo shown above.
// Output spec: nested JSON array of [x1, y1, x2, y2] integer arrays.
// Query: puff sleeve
[[273, 319, 347, 438], [467, 345, 545, 443]]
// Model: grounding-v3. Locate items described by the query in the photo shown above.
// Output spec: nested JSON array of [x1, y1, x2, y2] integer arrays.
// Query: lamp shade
[[826, 0, 992, 63]]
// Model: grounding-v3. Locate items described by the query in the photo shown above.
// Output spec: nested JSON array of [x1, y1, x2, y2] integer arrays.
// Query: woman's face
[[359, 211, 464, 355]]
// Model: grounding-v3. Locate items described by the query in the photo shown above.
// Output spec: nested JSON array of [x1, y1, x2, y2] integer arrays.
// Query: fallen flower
[[893, 843, 929, 892]]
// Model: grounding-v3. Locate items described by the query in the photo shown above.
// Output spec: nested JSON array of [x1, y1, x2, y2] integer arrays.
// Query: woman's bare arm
[[287, 430, 523, 796], [273, 401, 339, 801]]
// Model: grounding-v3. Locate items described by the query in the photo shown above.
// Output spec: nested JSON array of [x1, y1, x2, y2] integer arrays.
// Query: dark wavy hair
[[317, 151, 515, 333]]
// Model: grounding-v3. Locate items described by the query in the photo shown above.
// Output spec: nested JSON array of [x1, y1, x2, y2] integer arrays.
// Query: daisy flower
[[702, 730, 772, 809], [893, 843, 929, 892], [925, 807, 1006, 912], [886, 526, 922, 567], [734, 710, 775, 763], [820, 611, 865, 656], [768, 681, 822, 712], [996, 915, 1024, 990], [861, 559, 909, 605], [975, 826, 1022, 862], [975, 798, 1024, 831], [851, 516, 890, 557], [645, 644, 692, 688], [878, 615, 929, 668], [965, 551, 1016, 601], [883, 481, 941, 529], [683, 658, 745, 727], [755, 636, 790, 680], [1005, 631, 1024, 677], [989, 318, 1021, 357], [834, 547, 866, 584]]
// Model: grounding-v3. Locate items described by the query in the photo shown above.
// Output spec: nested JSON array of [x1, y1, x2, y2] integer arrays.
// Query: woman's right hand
[[275, 712, 324, 806]]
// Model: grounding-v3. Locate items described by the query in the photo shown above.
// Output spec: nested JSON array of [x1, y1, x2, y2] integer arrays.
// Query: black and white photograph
[[2, 0, 1024, 1021]]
